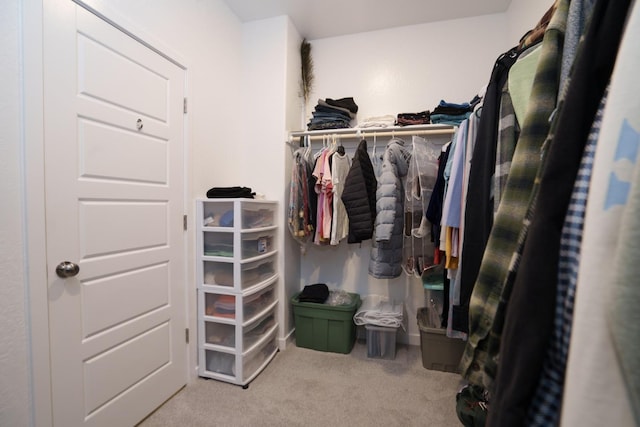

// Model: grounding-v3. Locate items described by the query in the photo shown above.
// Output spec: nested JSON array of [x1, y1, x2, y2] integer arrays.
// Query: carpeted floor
[[138, 340, 463, 427]]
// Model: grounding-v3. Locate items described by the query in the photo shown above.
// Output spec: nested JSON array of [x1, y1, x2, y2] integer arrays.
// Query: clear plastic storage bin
[[365, 324, 398, 360]]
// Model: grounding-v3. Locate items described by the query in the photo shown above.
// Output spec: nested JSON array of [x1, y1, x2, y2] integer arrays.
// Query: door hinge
[[183, 214, 188, 231], [185, 328, 189, 344], [183, 97, 187, 114]]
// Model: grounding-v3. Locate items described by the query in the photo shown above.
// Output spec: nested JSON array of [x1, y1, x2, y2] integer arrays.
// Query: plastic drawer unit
[[196, 198, 279, 387]]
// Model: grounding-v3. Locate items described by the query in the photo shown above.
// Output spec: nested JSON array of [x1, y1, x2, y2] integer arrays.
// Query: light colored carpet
[[139, 340, 463, 426]]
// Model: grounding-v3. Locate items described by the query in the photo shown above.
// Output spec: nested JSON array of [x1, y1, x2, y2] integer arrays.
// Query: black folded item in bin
[[298, 283, 329, 303], [206, 186, 255, 199]]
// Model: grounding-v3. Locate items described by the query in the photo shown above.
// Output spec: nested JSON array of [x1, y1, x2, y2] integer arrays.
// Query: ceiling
[[221, 0, 513, 40]]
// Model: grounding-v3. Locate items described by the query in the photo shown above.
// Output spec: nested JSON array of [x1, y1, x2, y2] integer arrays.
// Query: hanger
[[314, 135, 324, 158], [518, 1, 556, 51], [372, 133, 377, 159], [304, 134, 311, 158]]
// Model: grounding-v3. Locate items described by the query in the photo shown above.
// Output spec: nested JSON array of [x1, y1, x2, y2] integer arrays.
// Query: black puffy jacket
[[341, 139, 377, 243]]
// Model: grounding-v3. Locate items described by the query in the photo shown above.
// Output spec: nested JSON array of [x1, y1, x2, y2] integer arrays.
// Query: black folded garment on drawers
[[206, 186, 255, 199]]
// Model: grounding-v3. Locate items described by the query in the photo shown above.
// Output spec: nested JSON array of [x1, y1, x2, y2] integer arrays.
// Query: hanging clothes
[[560, 1, 640, 425], [369, 138, 411, 279], [490, 42, 539, 223], [454, 45, 520, 334], [312, 142, 336, 245], [341, 139, 377, 244], [459, 0, 569, 390], [443, 114, 478, 340], [320, 145, 335, 242], [441, 120, 469, 270], [487, 0, 630, 423], [426, 143, 452, 328], [402, 135, 444, 278], [492, 0, 629, 426], [287, 147, 313, 246], [305, 144, 318, 233], [311, 147, 328, 244], [426, 143, 451, 255], [330, 149, 351, 245]]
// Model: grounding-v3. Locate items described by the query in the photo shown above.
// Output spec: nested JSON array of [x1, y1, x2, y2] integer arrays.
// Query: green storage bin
[[291, 292, 361, 354]]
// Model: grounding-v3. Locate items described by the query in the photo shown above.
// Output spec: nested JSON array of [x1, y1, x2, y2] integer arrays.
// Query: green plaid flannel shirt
[[459, 0, 569, 389]]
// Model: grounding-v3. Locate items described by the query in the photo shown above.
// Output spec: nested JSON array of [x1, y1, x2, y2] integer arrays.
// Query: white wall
[[283, 18, 304, 342], [297, 13, 513, 345], [308, 13, 513, 124], [0, 0, 31, 425], [240, 16, 290, 196], [506, 0, 556, 44], [240, 15, 303, 344]]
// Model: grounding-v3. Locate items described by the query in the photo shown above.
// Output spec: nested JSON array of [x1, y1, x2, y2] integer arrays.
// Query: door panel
[[82, 263, 169, 337], [78, 201, 168, 257], [77, 23, 169, 122], [77, 97, 169, 140], [44, 2, 186, 425], [79, 119, 168, 184], [83, 323, 170, 415]]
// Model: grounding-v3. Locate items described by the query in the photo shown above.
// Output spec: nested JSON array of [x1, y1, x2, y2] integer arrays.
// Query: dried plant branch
[[300, 39, 314, 105]]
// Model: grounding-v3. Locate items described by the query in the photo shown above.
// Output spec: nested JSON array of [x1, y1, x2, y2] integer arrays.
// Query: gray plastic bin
[[417, 307, 466, 373]]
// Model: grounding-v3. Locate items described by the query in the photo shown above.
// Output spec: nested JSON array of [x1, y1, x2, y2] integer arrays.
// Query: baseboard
[[405, 332, 421, 347], [278, 327, 295, 350]]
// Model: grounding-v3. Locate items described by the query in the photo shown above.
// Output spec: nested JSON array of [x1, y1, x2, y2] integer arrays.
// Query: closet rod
[[289, 124, 455, 143]]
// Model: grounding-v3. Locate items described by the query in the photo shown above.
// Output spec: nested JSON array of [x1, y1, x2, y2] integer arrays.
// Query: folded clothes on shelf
[[396, 111, 431, 126], [307, 97, 359, 130]]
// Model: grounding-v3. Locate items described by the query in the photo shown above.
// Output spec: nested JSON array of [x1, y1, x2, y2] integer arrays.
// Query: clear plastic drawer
[[242, 282, 276, 322], [204, 321, 235, 349], [204, 349, 235, 377], [203, 231, 233, 258], [204, 293, 236, 320], [240, 254, 277, 290], [243, 307, 277, 351], [241, 203, 276, 229], [203, 260, 234, 287], [242, 329, 277, 381], [241, 230, 276, 259], [202, 201, 234, 228]]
